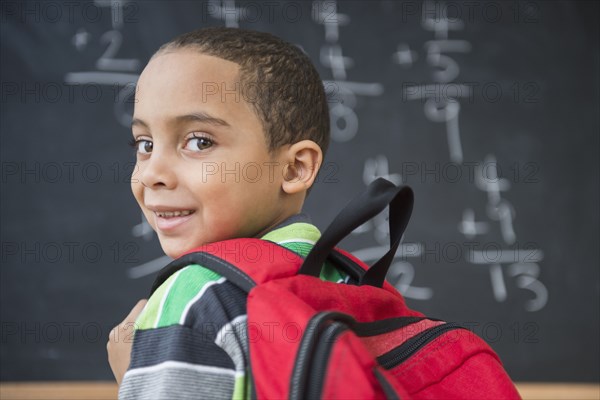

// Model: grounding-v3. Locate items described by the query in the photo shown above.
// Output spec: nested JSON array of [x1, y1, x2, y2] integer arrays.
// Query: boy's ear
[[281, 140, 323, 195]]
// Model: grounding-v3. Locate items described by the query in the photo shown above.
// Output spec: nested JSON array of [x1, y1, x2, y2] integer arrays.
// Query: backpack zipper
[[290, 312, 442, 399], [377, 322, 465, 369], [289, 311, 352, 400], [305, 322, 348, 400]]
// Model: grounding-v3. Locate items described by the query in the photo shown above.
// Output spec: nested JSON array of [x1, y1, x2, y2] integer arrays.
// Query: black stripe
[[129, 324, 235, 370], [183, 280, 248, 333]]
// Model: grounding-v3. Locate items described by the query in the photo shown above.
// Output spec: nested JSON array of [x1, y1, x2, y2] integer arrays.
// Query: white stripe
[[154, 269, 184, 329], [179, 277, 227, 325], [215, 315, 248, 373], [215, 314, 248, 345], [124, 360, 236, 378], [277, 238, 316, 245]]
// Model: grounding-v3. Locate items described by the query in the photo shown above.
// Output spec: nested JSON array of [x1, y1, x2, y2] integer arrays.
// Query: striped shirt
[[119, 213, 348, 400]]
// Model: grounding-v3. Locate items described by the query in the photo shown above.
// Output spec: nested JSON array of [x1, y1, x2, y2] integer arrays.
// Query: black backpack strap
[[148, 249, 257, 297], [299, 178, 414, 288]]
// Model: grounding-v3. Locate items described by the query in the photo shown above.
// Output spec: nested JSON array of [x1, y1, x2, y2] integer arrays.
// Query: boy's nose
[[139, 151, 177, 189]]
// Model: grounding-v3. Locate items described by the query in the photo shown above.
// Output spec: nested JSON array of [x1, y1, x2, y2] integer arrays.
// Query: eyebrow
[[131, 111, 232, 130]]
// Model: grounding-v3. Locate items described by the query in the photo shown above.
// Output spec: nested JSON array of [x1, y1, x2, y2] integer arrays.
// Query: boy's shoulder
[[135, 213, 346, 330], [260, 212, 321, 256]]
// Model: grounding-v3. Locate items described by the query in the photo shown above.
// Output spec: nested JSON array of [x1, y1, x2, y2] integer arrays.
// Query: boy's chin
[[159, 238, 192, 259]]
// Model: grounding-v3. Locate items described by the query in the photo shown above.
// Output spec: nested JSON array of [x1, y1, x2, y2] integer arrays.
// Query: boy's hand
[[107, 299, 147, 386]]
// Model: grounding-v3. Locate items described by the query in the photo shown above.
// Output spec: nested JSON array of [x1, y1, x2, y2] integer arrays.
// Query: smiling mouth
[[155, 210, 195, 218]]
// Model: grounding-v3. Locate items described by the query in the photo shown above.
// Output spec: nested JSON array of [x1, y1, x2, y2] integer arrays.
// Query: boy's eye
[[185, 136, 214, 152], [136, 140, 153, 154], [128, 137, 153, 154]]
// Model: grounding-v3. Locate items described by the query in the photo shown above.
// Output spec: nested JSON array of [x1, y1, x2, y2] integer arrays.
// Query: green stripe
[[260, 222, 320, 243], [320, 260, 346, 282], [232, 373, 247, 400], [135, 271, 179, 330], [157, 264, 223, 327], [279, 241, 313, 257]]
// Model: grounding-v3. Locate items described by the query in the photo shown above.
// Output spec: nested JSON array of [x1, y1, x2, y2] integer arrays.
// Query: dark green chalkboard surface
[[1, 0, 598, 382]]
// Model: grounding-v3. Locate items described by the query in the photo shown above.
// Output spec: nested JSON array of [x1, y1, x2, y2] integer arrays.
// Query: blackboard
[[1, 0, 598, 383]]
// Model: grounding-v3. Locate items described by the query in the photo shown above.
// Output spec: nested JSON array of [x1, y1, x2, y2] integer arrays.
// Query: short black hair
[[153, 27, 330, 161]]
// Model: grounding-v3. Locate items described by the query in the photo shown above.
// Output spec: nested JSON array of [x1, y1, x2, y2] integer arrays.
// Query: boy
[[107, 27, 347, 399]]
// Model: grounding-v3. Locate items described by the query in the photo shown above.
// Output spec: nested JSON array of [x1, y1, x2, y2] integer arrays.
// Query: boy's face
[[131, 50, 288, 258]]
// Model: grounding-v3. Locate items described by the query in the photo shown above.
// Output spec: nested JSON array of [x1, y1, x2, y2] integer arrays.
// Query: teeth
[[156, 210, 194, 218]]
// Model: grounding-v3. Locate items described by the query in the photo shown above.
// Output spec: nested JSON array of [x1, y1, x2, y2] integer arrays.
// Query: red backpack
[[150, 178, 521, 399]]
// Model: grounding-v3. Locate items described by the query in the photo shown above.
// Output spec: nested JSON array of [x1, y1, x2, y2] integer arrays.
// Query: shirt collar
[[260, 212, 321, 244]]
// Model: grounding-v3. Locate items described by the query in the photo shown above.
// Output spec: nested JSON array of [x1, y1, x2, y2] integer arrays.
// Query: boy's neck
[[258, 212, 312, 238]]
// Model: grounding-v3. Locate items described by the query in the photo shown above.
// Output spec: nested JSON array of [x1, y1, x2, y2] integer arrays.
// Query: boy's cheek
[[130, 176, 146, 206], [141, 209, 156, 231], [130, 181, 156, 232], [130, 162, 142, 190], [131, 174, 142, 200]]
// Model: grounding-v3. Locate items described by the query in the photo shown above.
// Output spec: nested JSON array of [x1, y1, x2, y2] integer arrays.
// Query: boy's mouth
[[155, 210, 194, 218], [147, 206, 196, 232]]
